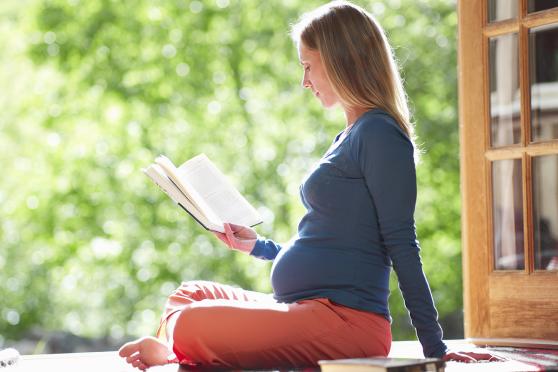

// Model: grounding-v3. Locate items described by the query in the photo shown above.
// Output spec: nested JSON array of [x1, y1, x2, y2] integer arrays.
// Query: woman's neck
[[344, 106, 369, 128]]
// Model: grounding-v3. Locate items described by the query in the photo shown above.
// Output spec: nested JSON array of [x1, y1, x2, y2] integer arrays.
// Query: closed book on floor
[[318, 357, 445, 372]]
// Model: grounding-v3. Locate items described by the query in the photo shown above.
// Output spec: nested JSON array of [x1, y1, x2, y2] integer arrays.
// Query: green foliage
[[0, 0, 460, 346]]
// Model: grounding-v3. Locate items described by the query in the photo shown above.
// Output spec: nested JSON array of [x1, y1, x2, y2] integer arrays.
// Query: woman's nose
[[301, 74, 311, 89]]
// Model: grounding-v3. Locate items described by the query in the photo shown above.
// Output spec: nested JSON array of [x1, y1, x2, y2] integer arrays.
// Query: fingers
[[488, 356, 504, 362], [222, 223, 256, 252], [213, 232, 229, 244], [456, 353, 476, 363], [227, 223, 244, 232], [463, 351, 506, 361], [227, 223, 253, 236], [224, 223, 233, 235], [443, 350, 506, 363], [443, 352, 476, 363], [224, 223, 237, 242], [225, 222, 256, 239], [476, 352, 506, 362]]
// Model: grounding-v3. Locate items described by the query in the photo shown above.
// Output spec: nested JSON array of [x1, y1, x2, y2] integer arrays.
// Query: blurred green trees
[[0, 0, 460, 348]]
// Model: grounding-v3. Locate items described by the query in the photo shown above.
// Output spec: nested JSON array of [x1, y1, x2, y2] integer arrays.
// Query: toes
[[132, 359, 143, 368], [131, 359, 148, 370], [118, 340, 141, 358], [126, 353, 141, 364]]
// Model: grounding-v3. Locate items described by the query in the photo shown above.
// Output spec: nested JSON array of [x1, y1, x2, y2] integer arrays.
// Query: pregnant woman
[[119, 1, 498, 369]]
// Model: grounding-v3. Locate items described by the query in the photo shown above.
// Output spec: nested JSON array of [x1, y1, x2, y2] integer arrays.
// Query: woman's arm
[[351, 114, 447, 358]]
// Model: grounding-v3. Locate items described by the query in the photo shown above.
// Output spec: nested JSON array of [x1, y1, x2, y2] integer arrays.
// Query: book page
[[143, 164, 223, 232], [154, 155, 223, 228], [177, 154, 262, 228]]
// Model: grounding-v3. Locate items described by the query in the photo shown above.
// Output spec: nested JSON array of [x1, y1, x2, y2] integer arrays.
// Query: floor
[[389, 340, 542, 371], [14, 340, 555, 371]]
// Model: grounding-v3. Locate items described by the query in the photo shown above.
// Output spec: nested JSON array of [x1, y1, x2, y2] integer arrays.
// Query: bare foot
[[118, 336, 175, 370]]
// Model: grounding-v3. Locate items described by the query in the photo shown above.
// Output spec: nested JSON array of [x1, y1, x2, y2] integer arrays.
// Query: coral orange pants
[[157, 281, 391, 369]]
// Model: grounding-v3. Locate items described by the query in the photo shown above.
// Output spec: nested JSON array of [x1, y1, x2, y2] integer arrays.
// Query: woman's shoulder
[[346, 109, 416, 166], [350, 109, 411, 144]]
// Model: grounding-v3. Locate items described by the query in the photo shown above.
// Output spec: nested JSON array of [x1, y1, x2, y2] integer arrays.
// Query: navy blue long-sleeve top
[[250, 109, 447, 358]]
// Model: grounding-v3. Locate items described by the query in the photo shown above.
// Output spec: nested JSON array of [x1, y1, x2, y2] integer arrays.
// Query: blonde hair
[[291, 0, 415, 143]]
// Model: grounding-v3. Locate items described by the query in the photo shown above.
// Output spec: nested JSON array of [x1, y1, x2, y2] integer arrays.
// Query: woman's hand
[[213, 223, 257, 254], [442, 349, 506, 363]]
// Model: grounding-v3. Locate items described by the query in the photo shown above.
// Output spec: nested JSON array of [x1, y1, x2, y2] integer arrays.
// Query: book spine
[[178, 203, 210, 231]]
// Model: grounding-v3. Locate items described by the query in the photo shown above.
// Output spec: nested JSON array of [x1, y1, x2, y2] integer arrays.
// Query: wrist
[[237, 238, 256, 254]]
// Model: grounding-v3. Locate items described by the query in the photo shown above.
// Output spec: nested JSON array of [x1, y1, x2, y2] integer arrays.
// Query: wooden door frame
[[459, 0, 491, 340], [458, 0, 558, 346]]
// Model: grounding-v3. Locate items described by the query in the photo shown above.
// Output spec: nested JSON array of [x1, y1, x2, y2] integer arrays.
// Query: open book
[[143, 153, 262, 233]]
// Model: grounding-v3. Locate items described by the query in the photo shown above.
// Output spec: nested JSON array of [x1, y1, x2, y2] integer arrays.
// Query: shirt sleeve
[[350, 114, 448, 358], [250, 237, 282, 260]]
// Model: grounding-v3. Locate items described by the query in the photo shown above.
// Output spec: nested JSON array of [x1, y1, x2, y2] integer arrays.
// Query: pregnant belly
[[270, 243, 358, 298]]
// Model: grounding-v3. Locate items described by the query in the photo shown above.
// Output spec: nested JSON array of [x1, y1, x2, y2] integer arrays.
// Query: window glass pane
[[490, 33, 521, 147], [530, 24, 558, 142], [532, 155, 558, 270], [488, 0, 518, 22], [528, 0, 558, 13], [492, 159, 524, 270]]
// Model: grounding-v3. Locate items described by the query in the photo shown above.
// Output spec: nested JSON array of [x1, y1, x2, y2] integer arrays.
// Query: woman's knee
[[171, 304, 246, 367], [172, 305, 211, 349]]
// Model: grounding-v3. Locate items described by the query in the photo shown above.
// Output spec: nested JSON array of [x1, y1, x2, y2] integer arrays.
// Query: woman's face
[[298, 43, 339, 108]]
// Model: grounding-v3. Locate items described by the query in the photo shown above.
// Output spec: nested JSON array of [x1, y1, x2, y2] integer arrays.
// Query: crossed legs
[[120, 281, 391, 370]]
